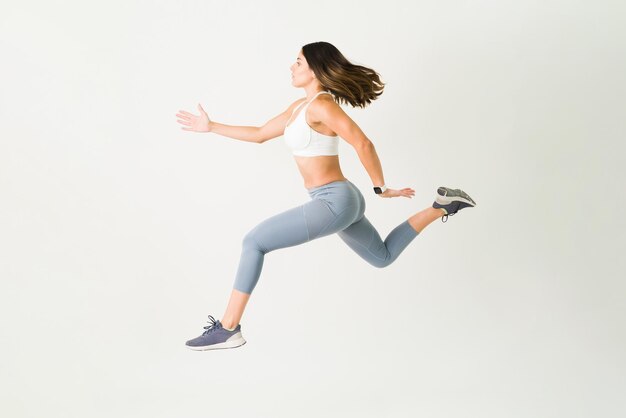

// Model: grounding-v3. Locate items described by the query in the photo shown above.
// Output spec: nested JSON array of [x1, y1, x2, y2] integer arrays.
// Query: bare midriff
[[294, 155, 347, 189]]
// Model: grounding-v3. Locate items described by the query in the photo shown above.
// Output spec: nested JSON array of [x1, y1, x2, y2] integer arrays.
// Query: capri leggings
[[233, 179, 419, 294]]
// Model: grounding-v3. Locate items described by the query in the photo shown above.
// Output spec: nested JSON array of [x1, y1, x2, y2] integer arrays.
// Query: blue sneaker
[[432, 187, 476, 222], [185, 315, 246, 351]]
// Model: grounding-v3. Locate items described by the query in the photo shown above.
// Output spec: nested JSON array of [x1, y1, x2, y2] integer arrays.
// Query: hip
[[307, 179, 365, 219]]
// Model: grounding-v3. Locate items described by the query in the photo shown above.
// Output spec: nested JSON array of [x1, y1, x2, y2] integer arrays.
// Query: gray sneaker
[[185, 315, 246, 351], [432, 187, 476, 222]]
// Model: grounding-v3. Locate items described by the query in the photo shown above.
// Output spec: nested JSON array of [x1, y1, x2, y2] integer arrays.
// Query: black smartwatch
[[373, 185, 387, 194]]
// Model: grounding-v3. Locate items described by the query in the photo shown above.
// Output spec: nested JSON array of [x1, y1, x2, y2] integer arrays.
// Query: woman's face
[[290, 51, 316, 87]]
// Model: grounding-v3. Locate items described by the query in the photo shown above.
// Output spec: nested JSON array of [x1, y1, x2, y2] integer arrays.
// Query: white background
[[1, 1, 625, 417]]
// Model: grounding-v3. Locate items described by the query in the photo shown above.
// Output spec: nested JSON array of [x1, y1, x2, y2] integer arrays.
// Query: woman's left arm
[[311, 100, 415, 199]]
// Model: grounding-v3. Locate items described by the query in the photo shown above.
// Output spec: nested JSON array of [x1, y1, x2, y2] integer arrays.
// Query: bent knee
[[242, 230, 266, 253], [370, 257, 392, 268]]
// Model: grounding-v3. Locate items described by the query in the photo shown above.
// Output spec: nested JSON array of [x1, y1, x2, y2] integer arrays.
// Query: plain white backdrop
[[1, 1, 625, 417]]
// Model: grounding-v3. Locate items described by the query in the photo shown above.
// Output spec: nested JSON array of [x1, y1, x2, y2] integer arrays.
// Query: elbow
[[354, 139, 374, 153], [255, 127, 266, 144], [256, 126, 278, 144]]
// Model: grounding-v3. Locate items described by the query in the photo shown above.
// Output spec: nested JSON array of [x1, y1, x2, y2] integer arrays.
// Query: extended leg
[[222, 198, 341, 326]]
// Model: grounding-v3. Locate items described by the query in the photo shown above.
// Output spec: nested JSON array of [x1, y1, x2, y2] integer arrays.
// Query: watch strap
[[373, 185, 387, 194]]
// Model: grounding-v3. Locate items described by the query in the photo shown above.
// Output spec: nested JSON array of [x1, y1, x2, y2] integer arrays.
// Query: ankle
[[221, 319, 237, 330]]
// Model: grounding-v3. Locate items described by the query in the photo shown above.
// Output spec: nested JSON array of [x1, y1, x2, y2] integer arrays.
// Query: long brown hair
[[302, 41, 385, 108]]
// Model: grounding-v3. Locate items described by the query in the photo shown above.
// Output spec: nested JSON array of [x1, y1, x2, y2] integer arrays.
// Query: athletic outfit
[[185, 91, 476, 350], [233, 91, 419, 294]]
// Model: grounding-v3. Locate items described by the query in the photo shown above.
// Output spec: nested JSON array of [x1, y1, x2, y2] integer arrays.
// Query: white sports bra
[[284, 91, 339, 157]]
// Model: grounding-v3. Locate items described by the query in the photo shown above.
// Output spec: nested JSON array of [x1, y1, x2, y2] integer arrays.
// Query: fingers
[[384, 188, 415, 195], [392, 188, 415, 198], [176, 111, 195, 128], [198, 103, 207, 114]]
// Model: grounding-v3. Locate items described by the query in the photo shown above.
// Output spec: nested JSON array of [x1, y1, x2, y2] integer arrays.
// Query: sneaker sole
[[185, 333, 247, 351], [435, 187, 476, 207]]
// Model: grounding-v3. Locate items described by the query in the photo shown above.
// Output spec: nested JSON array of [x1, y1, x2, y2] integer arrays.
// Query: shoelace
[[440, 200, 461, 223], [441, 212, 456, 223], [202, 315, 223, 335]]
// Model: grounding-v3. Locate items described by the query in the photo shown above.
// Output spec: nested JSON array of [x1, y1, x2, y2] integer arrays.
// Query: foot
[[185, 315, 247, 351], [432, 187, 476, 222]]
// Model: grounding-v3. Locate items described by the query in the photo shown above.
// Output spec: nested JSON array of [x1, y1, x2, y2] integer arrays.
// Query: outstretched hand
[[380, 187, 415, 198], [176, 104, 211, 132]]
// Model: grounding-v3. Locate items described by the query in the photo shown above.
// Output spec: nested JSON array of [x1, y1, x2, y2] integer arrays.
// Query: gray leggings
[[233, 180, 419, 294]]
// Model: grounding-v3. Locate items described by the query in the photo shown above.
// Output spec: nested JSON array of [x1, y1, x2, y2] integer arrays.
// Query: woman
[[175, 41, 476, 351]]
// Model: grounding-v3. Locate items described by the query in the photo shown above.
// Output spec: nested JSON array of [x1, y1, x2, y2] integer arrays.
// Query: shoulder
[[313, 93, 338, 108], [308, 94, 344, 121]]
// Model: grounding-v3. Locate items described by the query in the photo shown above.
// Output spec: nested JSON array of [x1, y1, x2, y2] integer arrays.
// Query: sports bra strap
[[289, 91, 332, 117], [311, 90, 331, 100], [303, 91, 331, 109]]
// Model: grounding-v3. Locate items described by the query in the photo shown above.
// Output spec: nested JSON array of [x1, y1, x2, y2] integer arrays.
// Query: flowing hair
[[301, 41, 385, 108]]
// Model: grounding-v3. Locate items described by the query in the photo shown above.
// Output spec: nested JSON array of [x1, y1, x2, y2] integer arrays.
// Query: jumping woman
[[175, 41, 476, 351]]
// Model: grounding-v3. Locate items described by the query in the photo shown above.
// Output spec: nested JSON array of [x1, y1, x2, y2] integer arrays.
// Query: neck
[[304, 86, 325, 101]]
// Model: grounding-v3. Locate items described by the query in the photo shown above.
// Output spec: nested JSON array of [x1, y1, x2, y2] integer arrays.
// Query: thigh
[[337, 214, 383, 252], [247, 199, 336, 253]]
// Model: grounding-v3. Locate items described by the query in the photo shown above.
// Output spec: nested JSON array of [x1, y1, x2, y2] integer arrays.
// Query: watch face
[[374, 187, 382, 194]]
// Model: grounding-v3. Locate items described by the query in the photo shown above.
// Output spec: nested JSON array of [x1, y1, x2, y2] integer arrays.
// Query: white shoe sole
[[186, 332, 247, 351], [435, 188, 476, 207]]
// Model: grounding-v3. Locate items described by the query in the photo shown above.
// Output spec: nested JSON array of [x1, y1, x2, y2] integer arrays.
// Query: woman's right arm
[[176, 99, 305, 144]]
